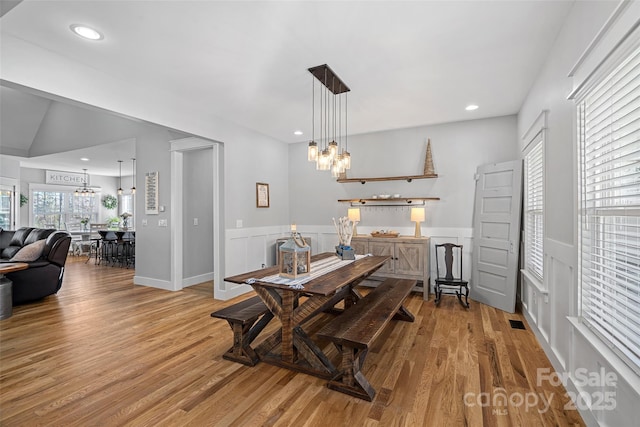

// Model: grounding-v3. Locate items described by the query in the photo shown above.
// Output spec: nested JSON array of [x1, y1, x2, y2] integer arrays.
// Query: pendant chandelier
[[117, 160, 123, 195], [307, 64, 351, 177], [74, 169, 95, 196]]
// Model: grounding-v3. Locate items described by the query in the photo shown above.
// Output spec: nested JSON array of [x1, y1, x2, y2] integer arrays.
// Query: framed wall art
[[145, 171, 159, 214], [256, 182, 269, 208]]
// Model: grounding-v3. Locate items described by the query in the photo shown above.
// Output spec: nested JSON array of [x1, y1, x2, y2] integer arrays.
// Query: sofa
[[0, 227, 72, 304]]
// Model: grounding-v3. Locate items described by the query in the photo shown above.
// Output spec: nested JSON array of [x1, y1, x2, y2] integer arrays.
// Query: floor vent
[[509, 320, 526, 330]]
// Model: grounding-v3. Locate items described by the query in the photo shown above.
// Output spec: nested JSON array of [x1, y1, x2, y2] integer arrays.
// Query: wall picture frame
[[256, 182, 269, 208], [145, 171, 159, 214]]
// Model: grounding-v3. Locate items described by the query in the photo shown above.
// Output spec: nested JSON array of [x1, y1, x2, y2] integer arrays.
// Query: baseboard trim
[[182, 272, 214, 288], [133, 275, 174, 291], [215, 282, 254, 300]]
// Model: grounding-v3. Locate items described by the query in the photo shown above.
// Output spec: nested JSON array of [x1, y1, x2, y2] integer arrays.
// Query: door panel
[[395, 243, 424, 277], [350, 240, 368, 256], [368, 242, 394, 274], [471, 160, 523, 313]]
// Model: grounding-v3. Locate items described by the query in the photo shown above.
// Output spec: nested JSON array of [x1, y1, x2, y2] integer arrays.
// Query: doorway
[[170, 137, 224, 297]]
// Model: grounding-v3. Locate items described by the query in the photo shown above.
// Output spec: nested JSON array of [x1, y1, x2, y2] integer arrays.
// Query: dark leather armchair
[[1, 230, 72, 304]]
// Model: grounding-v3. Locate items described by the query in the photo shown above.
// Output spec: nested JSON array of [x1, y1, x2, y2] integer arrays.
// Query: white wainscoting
[[521, 237, 640, 426], [222, 225, 473, 300], [521, 238, 574, 371], [221, 225, 289, 300]]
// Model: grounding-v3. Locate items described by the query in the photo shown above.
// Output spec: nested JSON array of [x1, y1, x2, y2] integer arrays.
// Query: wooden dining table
[[224, 252, 389, 379]]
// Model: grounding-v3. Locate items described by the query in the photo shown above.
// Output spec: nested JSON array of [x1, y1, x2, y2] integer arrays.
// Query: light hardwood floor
[[0, 257, 584, 426]]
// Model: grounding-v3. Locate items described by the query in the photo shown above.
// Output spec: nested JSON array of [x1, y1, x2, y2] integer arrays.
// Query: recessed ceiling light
[[70, 24, 103, 41], [80, 157, 90, 162], [465, 104, 479, 111], [294, 130, 303, 136]]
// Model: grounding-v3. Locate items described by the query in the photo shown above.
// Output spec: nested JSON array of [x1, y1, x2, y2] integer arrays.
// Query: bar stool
[[97, 230, 118, 266]]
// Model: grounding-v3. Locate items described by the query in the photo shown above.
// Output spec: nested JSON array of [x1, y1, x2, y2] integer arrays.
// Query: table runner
[[246, 254, 369, 289]]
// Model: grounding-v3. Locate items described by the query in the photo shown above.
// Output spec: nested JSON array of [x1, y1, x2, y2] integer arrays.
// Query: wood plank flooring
[[0, 257, 585, 426]]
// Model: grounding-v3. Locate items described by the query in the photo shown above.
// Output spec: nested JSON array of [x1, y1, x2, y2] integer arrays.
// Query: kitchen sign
[[45, 170, 88, 186]]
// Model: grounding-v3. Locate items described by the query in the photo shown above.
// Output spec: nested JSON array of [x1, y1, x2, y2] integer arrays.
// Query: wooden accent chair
[[434, 243, 469, 308]]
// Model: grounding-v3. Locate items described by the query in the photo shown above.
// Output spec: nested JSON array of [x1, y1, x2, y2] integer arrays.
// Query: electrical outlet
[[142, 219, 148, 226], [158, 219, 168, 227], [236, 219, 243, 228]]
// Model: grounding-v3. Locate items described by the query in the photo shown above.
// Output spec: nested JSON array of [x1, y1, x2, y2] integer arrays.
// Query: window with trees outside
[[31, 188, 98, 230], [577, 44, 640, 375]]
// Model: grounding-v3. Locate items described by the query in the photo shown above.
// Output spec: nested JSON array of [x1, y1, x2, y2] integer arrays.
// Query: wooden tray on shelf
[[370, 232, 400, 238]]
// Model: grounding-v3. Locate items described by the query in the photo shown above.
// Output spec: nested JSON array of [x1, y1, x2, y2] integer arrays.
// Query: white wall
[[133, 126, 175, 285], [289, 115, 518, 229], [518, 1, 640, 426], [27, 100, 149, 157], [0, 155, 21, 178], [182, 148, 214, 283]]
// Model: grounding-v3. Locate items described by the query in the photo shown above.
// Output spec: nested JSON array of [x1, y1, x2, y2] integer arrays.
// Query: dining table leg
[[251, 285, 352, 379], [281, 291, 295, 363]]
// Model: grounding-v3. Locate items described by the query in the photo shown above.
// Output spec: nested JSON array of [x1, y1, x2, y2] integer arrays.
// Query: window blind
[[578, 44, 640, 374], [525, 139, 544, 280]]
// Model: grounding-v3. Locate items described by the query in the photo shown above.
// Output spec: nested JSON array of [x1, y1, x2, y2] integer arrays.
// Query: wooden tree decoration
[[424, 138, 435, 175], [332, 216, 355, 247]]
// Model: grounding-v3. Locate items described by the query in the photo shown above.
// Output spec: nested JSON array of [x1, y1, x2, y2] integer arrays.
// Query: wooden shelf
[[338, 197, 440, 205], [337, 174, 438, 184]]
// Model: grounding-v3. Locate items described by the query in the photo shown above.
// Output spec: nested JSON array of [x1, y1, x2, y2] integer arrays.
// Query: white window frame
[[0, 177, 19, 230], [523, 132, 545, 282], [29, 184, 101, 230], [576, 43, 640, 376], [119, 193, 135, 228]]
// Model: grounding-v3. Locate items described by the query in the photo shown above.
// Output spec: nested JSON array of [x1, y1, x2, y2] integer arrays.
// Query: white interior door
[[471, 160, 522, 313]]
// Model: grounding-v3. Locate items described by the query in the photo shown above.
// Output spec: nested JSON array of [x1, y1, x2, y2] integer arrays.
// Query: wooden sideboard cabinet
[[350, 236, 430, 300]]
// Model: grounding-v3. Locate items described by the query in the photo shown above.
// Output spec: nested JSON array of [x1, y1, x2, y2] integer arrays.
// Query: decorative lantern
[[279, 233, 311, 279]]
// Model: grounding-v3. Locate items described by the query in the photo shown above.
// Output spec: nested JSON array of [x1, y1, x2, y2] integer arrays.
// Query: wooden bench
[[317, 278, 416, 401], [211, 296, 273, 366]]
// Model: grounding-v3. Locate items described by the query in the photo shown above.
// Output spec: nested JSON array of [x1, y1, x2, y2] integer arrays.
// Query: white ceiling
[[0, 0, 575, 174]]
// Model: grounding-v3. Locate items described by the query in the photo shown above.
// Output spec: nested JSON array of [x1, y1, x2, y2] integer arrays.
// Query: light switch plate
[[159, 219, 168, 227], [236, 219, 243, 228]]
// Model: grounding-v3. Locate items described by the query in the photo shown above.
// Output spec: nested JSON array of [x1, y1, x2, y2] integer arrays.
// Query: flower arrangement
[[120, 212, 132, 228], [102, 194, 118, 210], [106, 217, 121, 229]]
